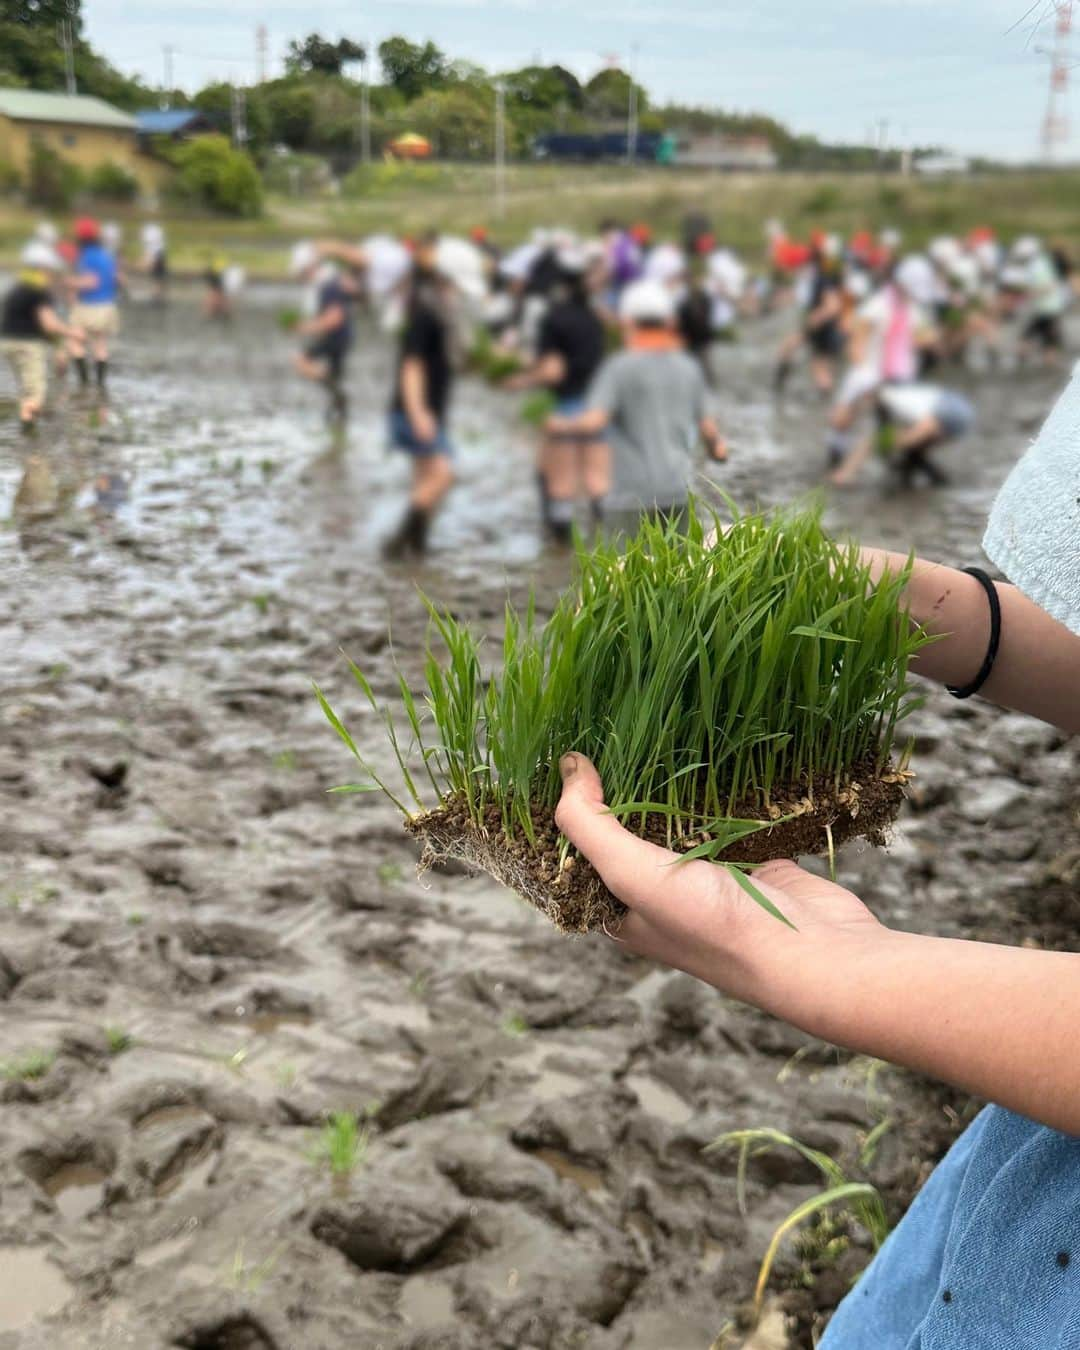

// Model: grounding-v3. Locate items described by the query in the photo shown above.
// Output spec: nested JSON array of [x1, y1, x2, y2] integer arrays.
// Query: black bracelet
[[946, 567, 1002, 700]]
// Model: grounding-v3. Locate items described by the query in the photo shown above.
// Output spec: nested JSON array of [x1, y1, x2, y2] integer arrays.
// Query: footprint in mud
[[133, 1105, 221, 1196], [0, 1246, 73, 1333], [18, 1141, 115, 1222]]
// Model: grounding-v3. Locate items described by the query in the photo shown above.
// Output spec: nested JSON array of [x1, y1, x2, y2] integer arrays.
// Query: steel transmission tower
[[255, 24, 269, 84], [1041, 1, 1074, 160]]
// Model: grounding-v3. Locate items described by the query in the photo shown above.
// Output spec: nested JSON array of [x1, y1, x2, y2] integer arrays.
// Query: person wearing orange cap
[[67, 216, 119, 395]]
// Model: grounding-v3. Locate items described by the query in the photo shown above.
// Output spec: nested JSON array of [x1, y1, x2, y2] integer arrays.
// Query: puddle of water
[[0, 1247, 73, 1331], [43, 1162, 107, 1221], [533, 1148, 609, 1199], [135, 1231, 192, 1267], [399, 1274, 455, 1329], [624, 1073, 694, 1126]]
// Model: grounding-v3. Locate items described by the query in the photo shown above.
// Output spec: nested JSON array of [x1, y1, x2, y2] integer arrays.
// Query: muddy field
[[1, 292, 1077, 1350]]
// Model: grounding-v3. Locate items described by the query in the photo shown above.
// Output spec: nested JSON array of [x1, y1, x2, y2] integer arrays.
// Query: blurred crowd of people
[[2, 209, 1075, 551]]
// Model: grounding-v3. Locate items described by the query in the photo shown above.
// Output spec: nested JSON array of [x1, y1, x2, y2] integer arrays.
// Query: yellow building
[[0, 89, 169, 196]]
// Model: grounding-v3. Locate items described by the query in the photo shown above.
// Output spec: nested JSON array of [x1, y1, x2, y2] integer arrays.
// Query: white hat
[[843, 269, 872, 301], [364, 235, 412, 300], [879, 227, 902, 251], [20, 241, 62, 271], [289, 240, 318, 277], [928, 236, 961, 268], [554, 242, 588, 275], [707, 249, 747, 297], [1011, 235, 1041, 262], [894, 255, 936, 306], [642, 242, 686, 285], [619, 278, 676, 324], [434, 236, 487, 303], [33, 221, 59, 245]]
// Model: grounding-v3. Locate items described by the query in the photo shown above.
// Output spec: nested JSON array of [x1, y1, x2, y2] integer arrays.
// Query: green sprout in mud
[[501, 1013, 529, 1038], [377, 861, 404, 885], [252, 593, 272, 617], [126, 911, 146, 927], [221, 1239, 285, 1294], [317, 501, 928, 922], [275, 1061, 298, 1089], [0, 1048, 56, 1081], [259, 458, 278, 481], [708, 1127, 890, 1320], [271, 748, 297, 772], [104, 1025, 134, 1055], [308, 1111, 369, 1177]]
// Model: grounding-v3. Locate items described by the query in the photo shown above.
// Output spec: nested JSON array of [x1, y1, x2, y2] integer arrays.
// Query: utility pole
[[627, 43, 639, 166], [494, 80, 507, 221], [231, 84, 248, 148], [161, 45, 175, 110], [255, 24, 268, 84], [360, 46, 372, 164], [1040, 1, 1074, 160], [58, 2, 77, 96]]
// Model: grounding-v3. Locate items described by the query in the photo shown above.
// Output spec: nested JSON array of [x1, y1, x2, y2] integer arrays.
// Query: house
[[135, 107, 215, 149], [0, 88, 167, 195]]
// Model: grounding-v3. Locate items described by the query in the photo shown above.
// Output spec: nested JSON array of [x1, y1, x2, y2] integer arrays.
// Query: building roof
[[135, 108, 208, 135], [0, 89, 135, 130]]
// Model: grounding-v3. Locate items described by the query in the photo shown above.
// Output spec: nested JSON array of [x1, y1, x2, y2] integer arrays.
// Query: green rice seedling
[[0, 1048, 56, 1081], [104, 1025, 133, 1055], [308, 1111, 369, 1177], [317, 500, 928, 932], [276, 306, 301, 332], [467, 328, 523, 382], [520, 390, 558, 427], [708, 1127, 889, 1320]]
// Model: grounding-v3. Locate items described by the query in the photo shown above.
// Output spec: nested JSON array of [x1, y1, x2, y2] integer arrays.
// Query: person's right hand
[[410, 410, 439, 446], [555, 753, 887, 1026]]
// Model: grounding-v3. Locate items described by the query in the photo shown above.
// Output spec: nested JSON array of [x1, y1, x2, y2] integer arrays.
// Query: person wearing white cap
[[1, 242, 84, 432], [288, 241, 353, 424], [141, 220, 168, 305], [546, 278, 725, 535], [824, 254, 932, 470], [383, 235, 485, 559], [1013, 237, 1067, 368], [504, 243, 608, 541]]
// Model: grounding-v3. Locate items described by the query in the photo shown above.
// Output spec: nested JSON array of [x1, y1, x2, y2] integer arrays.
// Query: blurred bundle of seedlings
[[318, 502, 927, 931]]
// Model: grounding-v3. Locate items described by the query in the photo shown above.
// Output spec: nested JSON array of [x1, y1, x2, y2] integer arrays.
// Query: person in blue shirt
[[553, 366, 1080, 1348], [288, 241, 353, 426], [67, 216, 120, 394]]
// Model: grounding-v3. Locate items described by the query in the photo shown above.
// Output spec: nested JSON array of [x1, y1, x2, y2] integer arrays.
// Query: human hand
[[555, 753, 885, 1024], [411, 410, 439, 446]]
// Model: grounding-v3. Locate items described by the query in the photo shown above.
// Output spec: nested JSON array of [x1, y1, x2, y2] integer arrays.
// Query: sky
[[83, 0, 1073, 162]]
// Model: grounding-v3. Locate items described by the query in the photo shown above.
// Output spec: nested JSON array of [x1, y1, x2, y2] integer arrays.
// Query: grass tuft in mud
[[317, 501, 928, 932]]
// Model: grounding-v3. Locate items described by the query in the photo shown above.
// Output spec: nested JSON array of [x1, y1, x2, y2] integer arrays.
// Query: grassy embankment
[[1, 165, 1079, 279]]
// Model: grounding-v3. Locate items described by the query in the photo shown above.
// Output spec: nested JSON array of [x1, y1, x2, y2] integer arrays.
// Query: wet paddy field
[[1, 293, 1077, 1349]]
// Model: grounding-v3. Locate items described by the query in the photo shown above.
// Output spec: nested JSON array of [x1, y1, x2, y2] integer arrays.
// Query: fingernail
[[559, 753, 577, 781]]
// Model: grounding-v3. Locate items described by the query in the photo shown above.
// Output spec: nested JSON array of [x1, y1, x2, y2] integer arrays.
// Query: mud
[[1, 290, 1077, 1349]]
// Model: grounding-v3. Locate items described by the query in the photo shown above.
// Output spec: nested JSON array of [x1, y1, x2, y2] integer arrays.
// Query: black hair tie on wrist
[[946, 566, 1001, 700]]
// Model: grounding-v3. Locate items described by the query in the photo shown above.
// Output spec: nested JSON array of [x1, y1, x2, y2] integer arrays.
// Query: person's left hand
[[555, 753, 885, 1023]]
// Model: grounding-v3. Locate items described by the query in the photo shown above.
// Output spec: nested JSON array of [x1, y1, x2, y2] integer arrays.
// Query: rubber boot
[[75, 356, 89, 388], [546, 498, 574, 546], [382, 504, 430, 561], [773, 358, 792, 394], [95, 359, 107, 392]]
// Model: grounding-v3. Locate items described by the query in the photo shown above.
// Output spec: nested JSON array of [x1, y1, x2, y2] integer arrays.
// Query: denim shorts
[[555, 395, 588, 418], [388, 410, 454, 458], [936, 391, 974, 439]]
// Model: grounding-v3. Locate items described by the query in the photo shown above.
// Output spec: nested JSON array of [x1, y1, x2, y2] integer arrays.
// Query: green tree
[[285, 33, 366, 77], [26, 138, 82, 209], [408, 85, 493, 159], [502, 64, 582, 112], [378, 37, 449, 101], [0, 0, 82, 29], [193, 81, 271, 156], [168, 134, 262, 216], [584, 67, 647, 122]]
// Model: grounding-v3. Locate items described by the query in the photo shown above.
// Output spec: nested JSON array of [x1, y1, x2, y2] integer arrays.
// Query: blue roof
[[135, 108, 205, 135]]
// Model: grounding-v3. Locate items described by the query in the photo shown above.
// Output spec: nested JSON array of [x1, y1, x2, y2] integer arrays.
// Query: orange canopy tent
[[388, 132, 433, 160]]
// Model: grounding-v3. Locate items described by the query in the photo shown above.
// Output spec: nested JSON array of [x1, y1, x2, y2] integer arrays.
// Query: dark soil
[[0, 289, 1075, 1349], [408, 764, 907, 933]]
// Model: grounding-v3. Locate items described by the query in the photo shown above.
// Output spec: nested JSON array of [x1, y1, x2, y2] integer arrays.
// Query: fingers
[[556, 753, 733, 922]]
